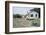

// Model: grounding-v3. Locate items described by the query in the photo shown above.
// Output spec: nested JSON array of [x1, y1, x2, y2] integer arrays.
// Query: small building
[[25, 10, 39, 19]]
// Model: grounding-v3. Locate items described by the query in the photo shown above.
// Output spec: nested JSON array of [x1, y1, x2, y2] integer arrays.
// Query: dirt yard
[[13, 18, 40, 28]]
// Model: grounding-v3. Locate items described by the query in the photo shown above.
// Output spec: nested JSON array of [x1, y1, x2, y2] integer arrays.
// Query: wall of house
[[27, 11, 39, 19]]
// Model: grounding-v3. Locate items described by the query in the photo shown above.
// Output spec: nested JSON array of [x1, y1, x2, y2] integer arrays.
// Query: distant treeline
[[13, 14, 22, 18]]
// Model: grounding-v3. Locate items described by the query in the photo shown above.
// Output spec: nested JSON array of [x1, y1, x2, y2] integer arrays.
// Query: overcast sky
[[13, 7, 34, 15]]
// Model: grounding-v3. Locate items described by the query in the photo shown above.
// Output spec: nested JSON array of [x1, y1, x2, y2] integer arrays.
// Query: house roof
[[30, 8, 40, 13], [28, 10, 38, 14]]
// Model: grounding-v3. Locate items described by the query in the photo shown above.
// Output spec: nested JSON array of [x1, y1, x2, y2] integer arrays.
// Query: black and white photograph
[[5, 1, 45, 34], [13, 7, 40, 28]]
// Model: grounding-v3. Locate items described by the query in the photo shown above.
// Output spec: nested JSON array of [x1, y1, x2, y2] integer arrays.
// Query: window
[[31, 14, 33, 17], [35, 14, 37, 17]]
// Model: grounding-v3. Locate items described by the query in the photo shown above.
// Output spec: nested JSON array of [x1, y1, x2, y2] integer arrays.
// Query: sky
[[13, 7, 34, 15]]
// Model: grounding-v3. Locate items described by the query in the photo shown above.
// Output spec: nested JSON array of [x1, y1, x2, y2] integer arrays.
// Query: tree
[[13, 14, 22, 18]]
